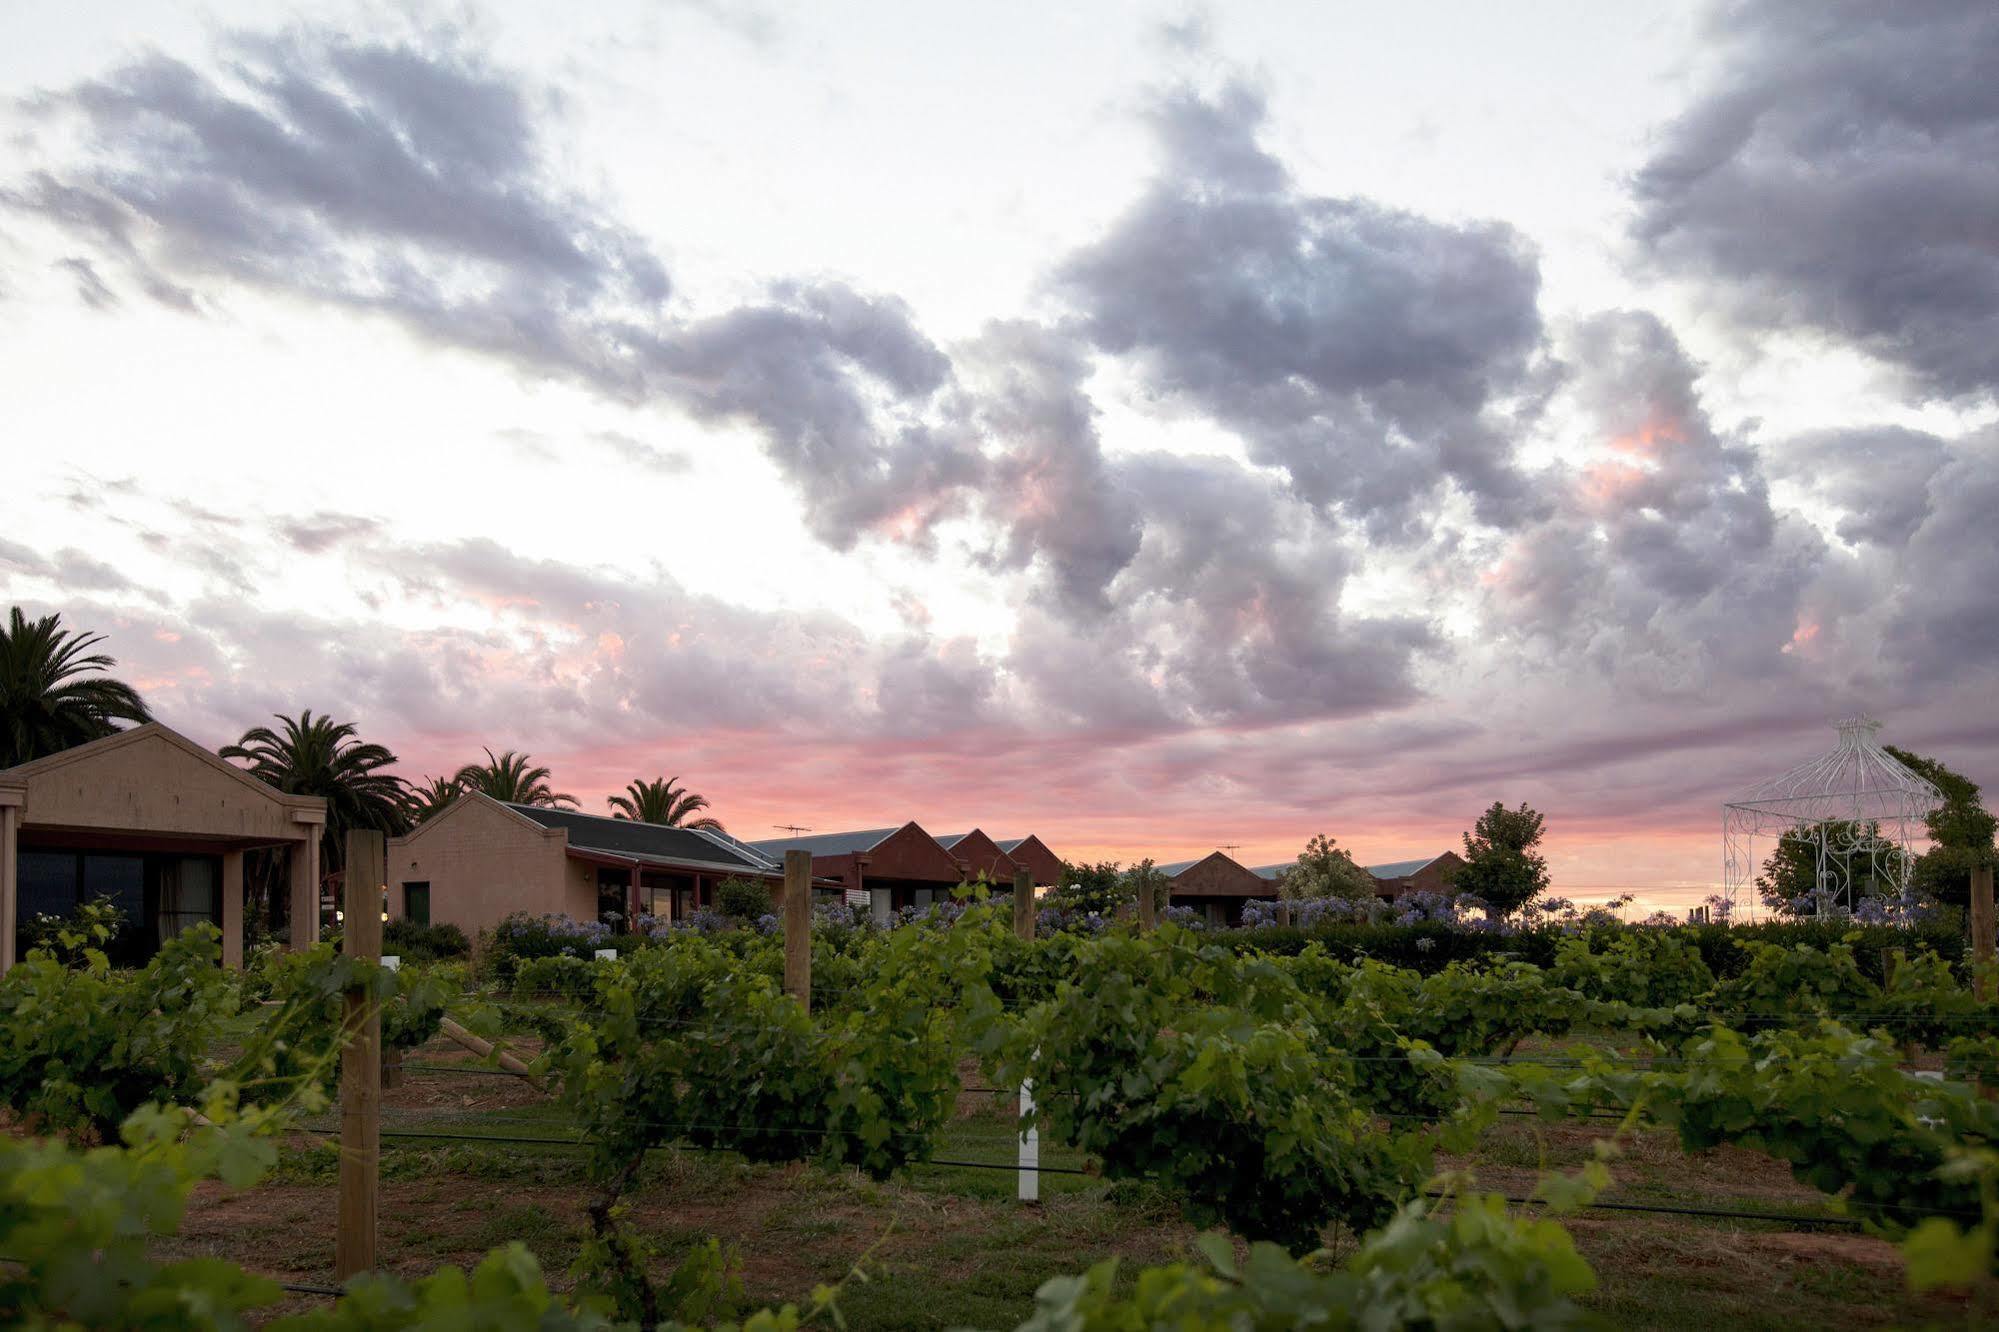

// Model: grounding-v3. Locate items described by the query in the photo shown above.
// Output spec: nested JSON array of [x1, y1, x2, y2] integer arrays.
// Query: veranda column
[[289, 835, 321, 948], [0, 796, 20, 976], [221, 848, 245, 968]]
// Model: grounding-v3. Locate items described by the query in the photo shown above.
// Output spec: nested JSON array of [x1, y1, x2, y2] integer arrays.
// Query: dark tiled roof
[[748, 827, 899, 857], [506, 804, 774, 873], [1366, 855, 1443, 879]]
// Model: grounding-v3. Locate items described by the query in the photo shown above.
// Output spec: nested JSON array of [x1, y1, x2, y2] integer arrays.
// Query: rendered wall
[[388, 799, 591, 940]]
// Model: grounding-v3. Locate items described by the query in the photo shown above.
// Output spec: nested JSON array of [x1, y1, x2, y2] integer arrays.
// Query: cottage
[[995, 835, 1064, 887], [1156, 850, 1271, 927], [749, 823, 966, 922], [388, 794, 785, 937], [0, 723, 326, 972]]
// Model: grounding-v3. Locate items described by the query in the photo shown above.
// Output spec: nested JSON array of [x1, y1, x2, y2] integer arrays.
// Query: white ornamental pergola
[[1722, 716, 1943, 919]]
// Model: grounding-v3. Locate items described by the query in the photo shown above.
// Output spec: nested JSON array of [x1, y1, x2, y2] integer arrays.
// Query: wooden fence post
[[1013, 867, 1035, 942], [1137, 872, 1157, 934], [336, 829, 384, 1282], [784, 850, 812, 1013], [1974, 866, 1996, 1003]]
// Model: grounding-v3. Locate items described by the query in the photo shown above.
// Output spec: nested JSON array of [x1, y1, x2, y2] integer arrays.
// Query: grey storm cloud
[[958, 320, 1142, 614], [1010, 450, 1435, 727], [6, 28, 974, 552], [1631, 0, 1999, 397], [1057, 81, 1549, 538], [1485, 310, 1824, 694]]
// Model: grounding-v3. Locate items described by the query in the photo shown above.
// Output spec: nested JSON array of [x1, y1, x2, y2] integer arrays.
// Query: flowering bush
[[1160, 905, 1207, 930]]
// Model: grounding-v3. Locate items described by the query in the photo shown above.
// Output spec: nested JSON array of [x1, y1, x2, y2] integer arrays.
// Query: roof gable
[[0, 722, 324, 842], [934, 829, 1017, 882]]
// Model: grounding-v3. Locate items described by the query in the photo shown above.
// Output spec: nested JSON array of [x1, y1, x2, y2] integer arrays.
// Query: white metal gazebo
[[1722, 716, 1943, 919]]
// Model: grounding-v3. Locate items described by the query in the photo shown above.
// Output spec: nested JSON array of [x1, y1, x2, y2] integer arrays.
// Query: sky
[[3, 0, 1996, 918]]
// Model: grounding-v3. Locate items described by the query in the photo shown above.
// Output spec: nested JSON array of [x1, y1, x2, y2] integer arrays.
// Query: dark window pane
[[16, 851, 79, 929], [403, 882, 430, 927], [82, 854, 146, 921]]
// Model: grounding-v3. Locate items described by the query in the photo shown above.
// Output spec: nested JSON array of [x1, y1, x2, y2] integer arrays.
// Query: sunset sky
[[4, 1, 1995, 917]]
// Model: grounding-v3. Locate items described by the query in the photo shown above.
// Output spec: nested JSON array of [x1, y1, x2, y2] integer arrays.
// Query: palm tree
[[221, 711, 412, 874], [0, 607, 152, 768], [409, 774, 462, 822], [453, 748, 576, 808], [607, 776, 724, 831]]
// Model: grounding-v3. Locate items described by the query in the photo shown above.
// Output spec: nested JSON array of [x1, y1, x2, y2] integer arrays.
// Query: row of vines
[[5, 905, 1998, 1326]]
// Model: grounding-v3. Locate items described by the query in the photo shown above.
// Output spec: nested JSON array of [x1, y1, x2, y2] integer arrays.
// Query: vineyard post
[[1018, 1065, 1039, 1204], [1137, 871, 1157, 933], [1277, 900, 1292, 929], [1013, 866, 1035, 942], [1974, 866, 1996, 1002], [336, 828, 384, 1281], [784, 850, 812, 1012]]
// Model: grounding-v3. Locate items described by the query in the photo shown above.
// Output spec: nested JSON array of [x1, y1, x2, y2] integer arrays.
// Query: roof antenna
[[774, 824, 813, 835], [1219, 843, 1243, 856]]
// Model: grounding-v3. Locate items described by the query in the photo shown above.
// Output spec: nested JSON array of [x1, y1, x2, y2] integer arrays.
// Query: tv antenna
[[1219, 842, 1243, 856], [774, 824, 813, 835]]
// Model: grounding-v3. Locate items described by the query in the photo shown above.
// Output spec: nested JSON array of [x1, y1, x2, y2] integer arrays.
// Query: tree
[[408, 775, 462, 823], [1051, 860, 1128, 916], [713, 877, 771, 921], [607, 776, 723, 831], [452, 748, 576, 808], [1886, 745, 1998, 911], [0, 607, 152, 768], [221, 711, 411, 877], [1449, 801, 1551, 916], [1277, 834, 1376, 901], [1754, 820, 1905, 916]]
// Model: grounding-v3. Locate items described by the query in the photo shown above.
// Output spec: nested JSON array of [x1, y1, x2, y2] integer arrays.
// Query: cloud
[[1631, 1, 1999, 397], [7, 27, 975, 552], [276, 512, 382, 554], [1057, 80, 1549, 537], [1482, 310, 1823, 693]]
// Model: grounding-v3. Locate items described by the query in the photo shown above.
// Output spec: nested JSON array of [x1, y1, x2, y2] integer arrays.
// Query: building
[[0, 723, 326, 972], [1365, 852, 1465, 897], [1156, 851, 1272, 927], [1249, 850, 1466, 900], [749, 823, 967, 921], [995, 835, 1064, 887], [388, 794, 786, 937], [935, 829, 1020, 884]]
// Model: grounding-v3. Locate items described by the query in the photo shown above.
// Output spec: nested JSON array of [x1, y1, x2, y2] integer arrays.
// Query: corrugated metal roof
[[934, 833, 970, 849], [995, 837, 1028, 852], [1249, 863, 1289, 880], [1154, 858, 1200, 877], [1366, 855, 1442, 879], [505, 805, 773, 874], [747, 827, 900, 857]]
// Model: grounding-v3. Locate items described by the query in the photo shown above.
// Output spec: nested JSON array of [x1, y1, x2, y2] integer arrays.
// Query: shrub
[[714, 877, 774, 922], [480, 913, 612, 985], [513, 954, 601, 1002], [382, 918, 470, 964]]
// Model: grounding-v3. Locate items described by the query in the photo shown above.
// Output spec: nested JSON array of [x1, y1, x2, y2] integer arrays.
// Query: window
[[157, 856, 219, 940], [403, 882, 431, 927]]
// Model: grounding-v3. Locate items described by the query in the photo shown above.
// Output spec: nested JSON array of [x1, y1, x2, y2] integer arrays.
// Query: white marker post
[[1018, 1067, 1040, 1204]]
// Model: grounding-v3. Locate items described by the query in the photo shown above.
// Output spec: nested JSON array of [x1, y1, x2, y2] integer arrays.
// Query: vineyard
[[6, 875, 1999, 1329]]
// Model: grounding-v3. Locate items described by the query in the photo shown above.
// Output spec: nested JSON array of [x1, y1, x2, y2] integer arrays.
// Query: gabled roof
[[1250, 863, 1289, 880], [507, 804, 777, 875], [0, 721, 325, 815], [1154, 858, 1200, 877], [994, 837, 1031, 853], [1366, 855, 1445, 880], [748, 827, 900, 857]]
